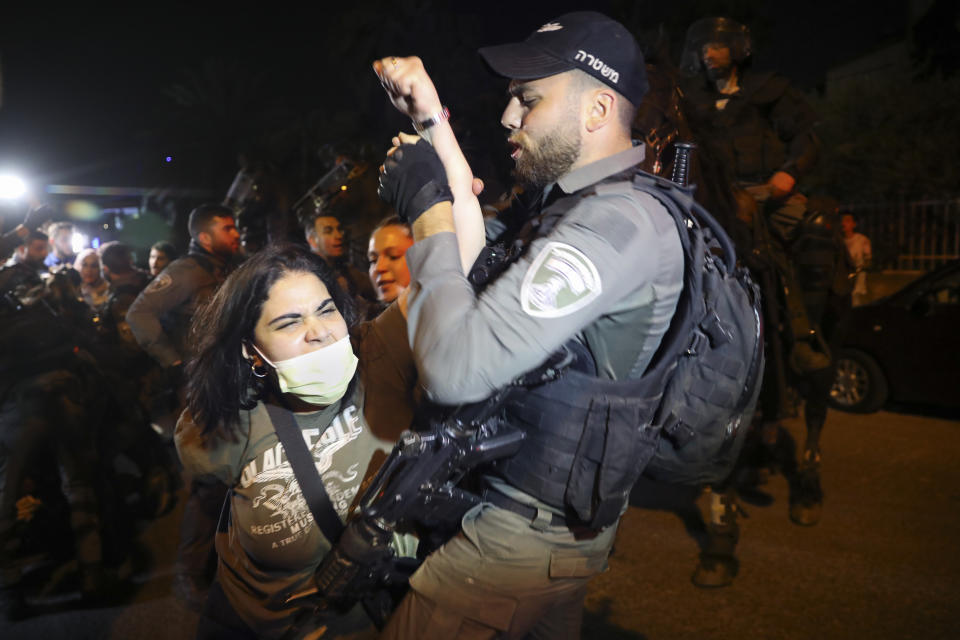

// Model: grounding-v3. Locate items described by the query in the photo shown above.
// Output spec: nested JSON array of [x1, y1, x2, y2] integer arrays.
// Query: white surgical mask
[[252, 336, 358, 406]]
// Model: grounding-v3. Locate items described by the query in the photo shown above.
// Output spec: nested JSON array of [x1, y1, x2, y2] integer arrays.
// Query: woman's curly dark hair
[[185, 243, 358, 438]]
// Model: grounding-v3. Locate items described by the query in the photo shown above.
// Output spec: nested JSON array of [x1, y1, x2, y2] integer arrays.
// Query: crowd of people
[[0, 10, 870, 639]]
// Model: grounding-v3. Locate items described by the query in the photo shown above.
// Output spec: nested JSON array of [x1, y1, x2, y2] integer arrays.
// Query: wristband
[[413, 106, 450, 134]]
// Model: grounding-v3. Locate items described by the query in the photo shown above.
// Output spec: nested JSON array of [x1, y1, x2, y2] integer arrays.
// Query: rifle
[[316, 418, 524, 589], [278, 407, 525, 633]]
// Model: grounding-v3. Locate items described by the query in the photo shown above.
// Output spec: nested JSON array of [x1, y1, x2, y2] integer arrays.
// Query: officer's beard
[[704, 60, 733, 84], [510, 120, 582, 189], [210, 240, 238, 262]]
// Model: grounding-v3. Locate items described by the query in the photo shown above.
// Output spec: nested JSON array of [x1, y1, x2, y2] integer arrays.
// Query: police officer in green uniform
[[126, 203, 241, 608], [373, 12, 684, 638], [127, 204, 241, 371]]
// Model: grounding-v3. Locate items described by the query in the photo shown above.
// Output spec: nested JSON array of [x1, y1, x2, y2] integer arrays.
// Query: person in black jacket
[[679, 17, 835, 588], [679, 17, 819, 235]]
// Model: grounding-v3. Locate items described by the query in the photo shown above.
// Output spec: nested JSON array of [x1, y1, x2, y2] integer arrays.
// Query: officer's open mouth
[[508, 141, 522, 160]]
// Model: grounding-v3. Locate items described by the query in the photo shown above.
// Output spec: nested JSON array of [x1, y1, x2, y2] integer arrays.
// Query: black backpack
[[469, 170, 764, 500], [619, 172, 764, 486]]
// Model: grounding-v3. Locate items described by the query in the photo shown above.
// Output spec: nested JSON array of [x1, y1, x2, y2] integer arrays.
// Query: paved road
[[3, 407, 958, 639], [584, 407, 960, 640]]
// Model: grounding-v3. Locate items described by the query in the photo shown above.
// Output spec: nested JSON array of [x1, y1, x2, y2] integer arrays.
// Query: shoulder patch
[[147, 273, 173, 293], [520, 242, 602, 318]]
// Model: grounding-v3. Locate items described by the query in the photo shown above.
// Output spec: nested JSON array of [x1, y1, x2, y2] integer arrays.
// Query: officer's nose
[[501, 97, 522, 130]]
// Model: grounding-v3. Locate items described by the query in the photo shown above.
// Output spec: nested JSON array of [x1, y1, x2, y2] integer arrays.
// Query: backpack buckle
[[702, 310, 732, 346], [686, 331, 708, 356]]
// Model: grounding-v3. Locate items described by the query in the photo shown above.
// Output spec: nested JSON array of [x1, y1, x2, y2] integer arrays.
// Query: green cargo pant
[[380, 502, 619, 640]]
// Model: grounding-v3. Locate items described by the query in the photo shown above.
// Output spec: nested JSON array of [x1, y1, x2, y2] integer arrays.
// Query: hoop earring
[[251, 362, 268, 378]]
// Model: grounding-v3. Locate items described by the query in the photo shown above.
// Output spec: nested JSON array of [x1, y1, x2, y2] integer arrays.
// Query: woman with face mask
[[175, 244, 417, 640]]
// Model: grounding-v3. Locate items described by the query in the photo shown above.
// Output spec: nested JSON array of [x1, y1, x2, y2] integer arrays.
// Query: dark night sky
[[0, 1, 908, 195]]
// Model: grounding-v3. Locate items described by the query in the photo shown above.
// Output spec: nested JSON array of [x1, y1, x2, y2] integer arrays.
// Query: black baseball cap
[[478, 11, 648, 106]]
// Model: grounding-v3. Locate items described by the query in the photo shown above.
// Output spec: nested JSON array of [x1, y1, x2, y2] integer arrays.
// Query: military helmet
[[680, 17, 752, 76]]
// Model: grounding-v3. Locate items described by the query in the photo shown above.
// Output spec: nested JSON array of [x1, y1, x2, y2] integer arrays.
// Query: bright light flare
[[71, 232, 89, 254], [0, 175, 27, 200]]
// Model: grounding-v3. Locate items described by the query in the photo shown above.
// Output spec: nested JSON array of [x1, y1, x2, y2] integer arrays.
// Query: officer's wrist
[[413, 106, 450, 133]]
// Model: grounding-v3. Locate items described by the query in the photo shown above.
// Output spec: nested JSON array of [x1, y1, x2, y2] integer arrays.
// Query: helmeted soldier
[[680, 17, 819, 224], [679, 18, 839, 588], [680, 18, 832, 404]]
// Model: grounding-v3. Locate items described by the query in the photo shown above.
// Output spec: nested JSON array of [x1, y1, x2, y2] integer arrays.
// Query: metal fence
[[845, 198, 960, 271]]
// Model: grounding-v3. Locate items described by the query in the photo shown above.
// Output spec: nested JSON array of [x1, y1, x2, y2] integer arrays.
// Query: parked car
[[831, 260, 960, 412]]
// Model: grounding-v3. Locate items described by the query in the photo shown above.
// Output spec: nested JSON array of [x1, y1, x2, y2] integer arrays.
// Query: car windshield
[[890, 262, 960, 306]]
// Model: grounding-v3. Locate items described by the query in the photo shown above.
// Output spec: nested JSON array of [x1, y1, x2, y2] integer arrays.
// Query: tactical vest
[[791, 210, 854, 313], [477, 169, 762, 530]]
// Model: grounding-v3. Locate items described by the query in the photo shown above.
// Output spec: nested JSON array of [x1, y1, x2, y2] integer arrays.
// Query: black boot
[[0, 585, 28, 622], [790, 449, 823, 526], [692, 488, 740, 588]]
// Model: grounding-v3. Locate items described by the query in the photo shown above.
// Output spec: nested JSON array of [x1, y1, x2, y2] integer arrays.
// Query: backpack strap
[[632, 172, 740, 272], [265, 404, 345, 543]]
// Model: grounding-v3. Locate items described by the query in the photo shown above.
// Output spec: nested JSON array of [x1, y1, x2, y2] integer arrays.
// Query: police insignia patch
[[520, 242, 602, 318], [148, 273, 173, 292]]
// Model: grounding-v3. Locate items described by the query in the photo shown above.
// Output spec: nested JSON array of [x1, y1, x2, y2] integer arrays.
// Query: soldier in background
[[4, 230, 49, 272], [127, 204, 240, 372], [679, 17, 839, 588], [680, 17, 826, 373], [126, 204, 241, 610], [148, 241, 178, 278], [43, 221, 77, 269], [1, 239, 107, 615], [303, 202, 379, 318]]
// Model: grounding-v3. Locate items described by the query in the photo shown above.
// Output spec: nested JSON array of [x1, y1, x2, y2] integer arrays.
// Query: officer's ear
[[306, 229, 320, 253], [584, 89, 616, 133], [196, 229, 213, 251]]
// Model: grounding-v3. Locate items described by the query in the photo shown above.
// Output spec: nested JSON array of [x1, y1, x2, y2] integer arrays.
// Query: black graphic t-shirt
[[175, 304, 417, 638], [177, 388, 396, 637]]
